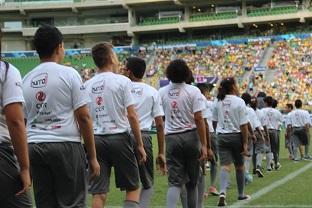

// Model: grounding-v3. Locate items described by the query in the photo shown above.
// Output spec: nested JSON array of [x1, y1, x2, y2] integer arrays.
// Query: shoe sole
[[218, 196, 227, 207], [256, 169, 264, 178]]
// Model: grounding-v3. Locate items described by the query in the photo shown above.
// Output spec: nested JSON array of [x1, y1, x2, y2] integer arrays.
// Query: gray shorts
[[254, 131, 265, 154], [0, 144, 32, 208], [131, 132, 154, 189], [268, 129, 279, 153], [29, 142, 87, 208], [166, 129, 201, 187], [210, 133, 218, 162], [217, 133, 244, 166], [89, 133, 140, 194], [292, 128, 309, 146]]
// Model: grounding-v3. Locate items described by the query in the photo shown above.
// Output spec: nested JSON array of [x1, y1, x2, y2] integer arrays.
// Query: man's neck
[[97, 66, 112, 73], [131, 77, 143, 82], [40, 56, 60, 63]]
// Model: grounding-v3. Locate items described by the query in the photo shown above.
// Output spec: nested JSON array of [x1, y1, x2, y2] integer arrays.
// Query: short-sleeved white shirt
[[85, 72, 134, 135], [23, 62, 89, 143], [246, 106, 261, 131], [260, 107, 283, 130], [287, 109, 310, 127], [0, 62, 25, 143], [212, 95, 249, 134], [131, 82, 164, 131], [202, 96, 215, 133], [159, 82, 205, 134]]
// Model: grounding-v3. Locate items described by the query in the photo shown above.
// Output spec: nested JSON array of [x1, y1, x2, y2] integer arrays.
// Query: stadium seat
[[190, 11, 237, 22], [247, 6, 298, 17]]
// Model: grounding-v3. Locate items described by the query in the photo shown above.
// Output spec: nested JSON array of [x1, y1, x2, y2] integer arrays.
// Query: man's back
[[23, 62, 89, 143], [85, 71, 134, 135]]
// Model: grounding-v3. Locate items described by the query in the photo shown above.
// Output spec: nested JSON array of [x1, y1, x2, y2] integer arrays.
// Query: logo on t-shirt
[[36, 91, 46, 102], [131, 87, 143, 97], [168, 88, 180, 99], [171, 101, 178, 109], [92, 80, 105, 94], [31, 73, 48, 88], [96, 96, 103, 106]]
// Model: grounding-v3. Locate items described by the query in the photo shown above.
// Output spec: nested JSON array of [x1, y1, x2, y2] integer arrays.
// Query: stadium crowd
[[0, 25, 311, 208]]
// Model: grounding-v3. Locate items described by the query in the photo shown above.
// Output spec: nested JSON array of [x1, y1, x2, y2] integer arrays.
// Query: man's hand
[[137, 145, 147, 164], [207, 148, 214, 161], [88, 158, 100, 179], [241, 144, 249, 157], [156, 154, 167, 175], [199, 146, 208, 161], [16, 169, 31, 196], [252, 134, 257, 144]]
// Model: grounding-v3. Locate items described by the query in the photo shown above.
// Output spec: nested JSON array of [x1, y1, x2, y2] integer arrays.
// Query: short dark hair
[[295, 99, 302, 108], [217, 77, 236, 101], [241, 93, 252, 105], [257, 92, 266, 98], [126, 57, 146, 79], [286, 103, 293, 110], [166, 59, 190, 83], [197, 83, 209, 94], [185, 69, 194, 84], [91, 42, 114, 69], [263, 96, 273, 107], [33, 25, 63, 59], [272, 99, 278, 108]]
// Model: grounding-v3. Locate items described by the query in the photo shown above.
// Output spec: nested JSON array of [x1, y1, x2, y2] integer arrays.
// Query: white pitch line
[[231, 162, 312, 207]]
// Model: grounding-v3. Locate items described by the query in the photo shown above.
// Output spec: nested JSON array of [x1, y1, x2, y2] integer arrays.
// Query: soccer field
[[80, 130, 312, 208]]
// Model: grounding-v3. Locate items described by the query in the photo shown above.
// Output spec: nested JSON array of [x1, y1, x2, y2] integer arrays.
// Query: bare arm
[[127, 105, 146, 163], [154, 116, 165, 155], [204, 119, 211, 149], [5, 102, 31, 195], [194, 111, 207, 160], [240, 123, 249, 156], [74, 105, 100, 177]]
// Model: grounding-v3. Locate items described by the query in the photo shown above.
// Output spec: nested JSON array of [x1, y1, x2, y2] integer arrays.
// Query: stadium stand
[[138, 16, 180, 26], [190, 11, 237, 22], [247, 5, 298, 17]]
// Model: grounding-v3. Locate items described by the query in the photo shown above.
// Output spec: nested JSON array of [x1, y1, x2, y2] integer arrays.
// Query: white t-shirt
[[159, 83, 205, 134], [287, 109, 310, 127], [202, 96, 215, 133], [246, 106, 261, 131], [131, 82, 164, 131], [85, 72, 134, 135], [0, 62, 25, 144], [23, 62, 89, 143], [212, 95, 249, 134], [260, 107, 283, 130]]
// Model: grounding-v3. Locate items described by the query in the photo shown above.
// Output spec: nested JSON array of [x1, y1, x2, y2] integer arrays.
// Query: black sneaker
[[267, 168, 272, 172], [270, 161, 274, 170], [256, 168, 264, 178], [238, 195, 251, 201], [275, 163, 282, 170], [218, 193, 227, 207]]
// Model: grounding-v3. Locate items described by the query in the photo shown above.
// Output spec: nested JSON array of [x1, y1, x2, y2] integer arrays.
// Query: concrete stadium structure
[[1, 0, 312, 51]]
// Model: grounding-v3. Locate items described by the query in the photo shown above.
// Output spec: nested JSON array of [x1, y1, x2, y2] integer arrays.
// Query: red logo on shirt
[[96, 97, 103, 106], [36, 91, 46, 102], [171, 101, 178, 109]]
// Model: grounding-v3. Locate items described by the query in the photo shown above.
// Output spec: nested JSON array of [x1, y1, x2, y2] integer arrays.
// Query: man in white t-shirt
[[284, 103, 294, 159], [22, 25, 100, 208], [86, 43, 146, 208], [286, 99, 311, 161], [0, 58, 32, 207], [159, 59, 211, 208], [122, 57, 166, 208], [261, 96, 283, 170]]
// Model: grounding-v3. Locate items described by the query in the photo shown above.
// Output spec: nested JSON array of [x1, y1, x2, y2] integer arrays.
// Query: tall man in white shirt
[[286, 99, 311, 161], [0, 28, 32, 207], [86, 43, 146, 208], [123, 57, 166, 208], [261, 96, 283, 170], [159, 59, 211, 208], [22, 25, 100, 208]]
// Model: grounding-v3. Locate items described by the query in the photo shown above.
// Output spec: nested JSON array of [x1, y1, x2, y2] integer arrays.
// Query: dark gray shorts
[[131, 132, 154, 189], [0, 144, 32, 208], [268, 129, 279, 153], [217, 133, 244, 166], [254, 131, 265, 154], [165, 129, 201, 187], [210, 133, 218, 162], [292, 128, 309, 146], [89, 133, 140, 194], [29, 142, 87, 208]]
